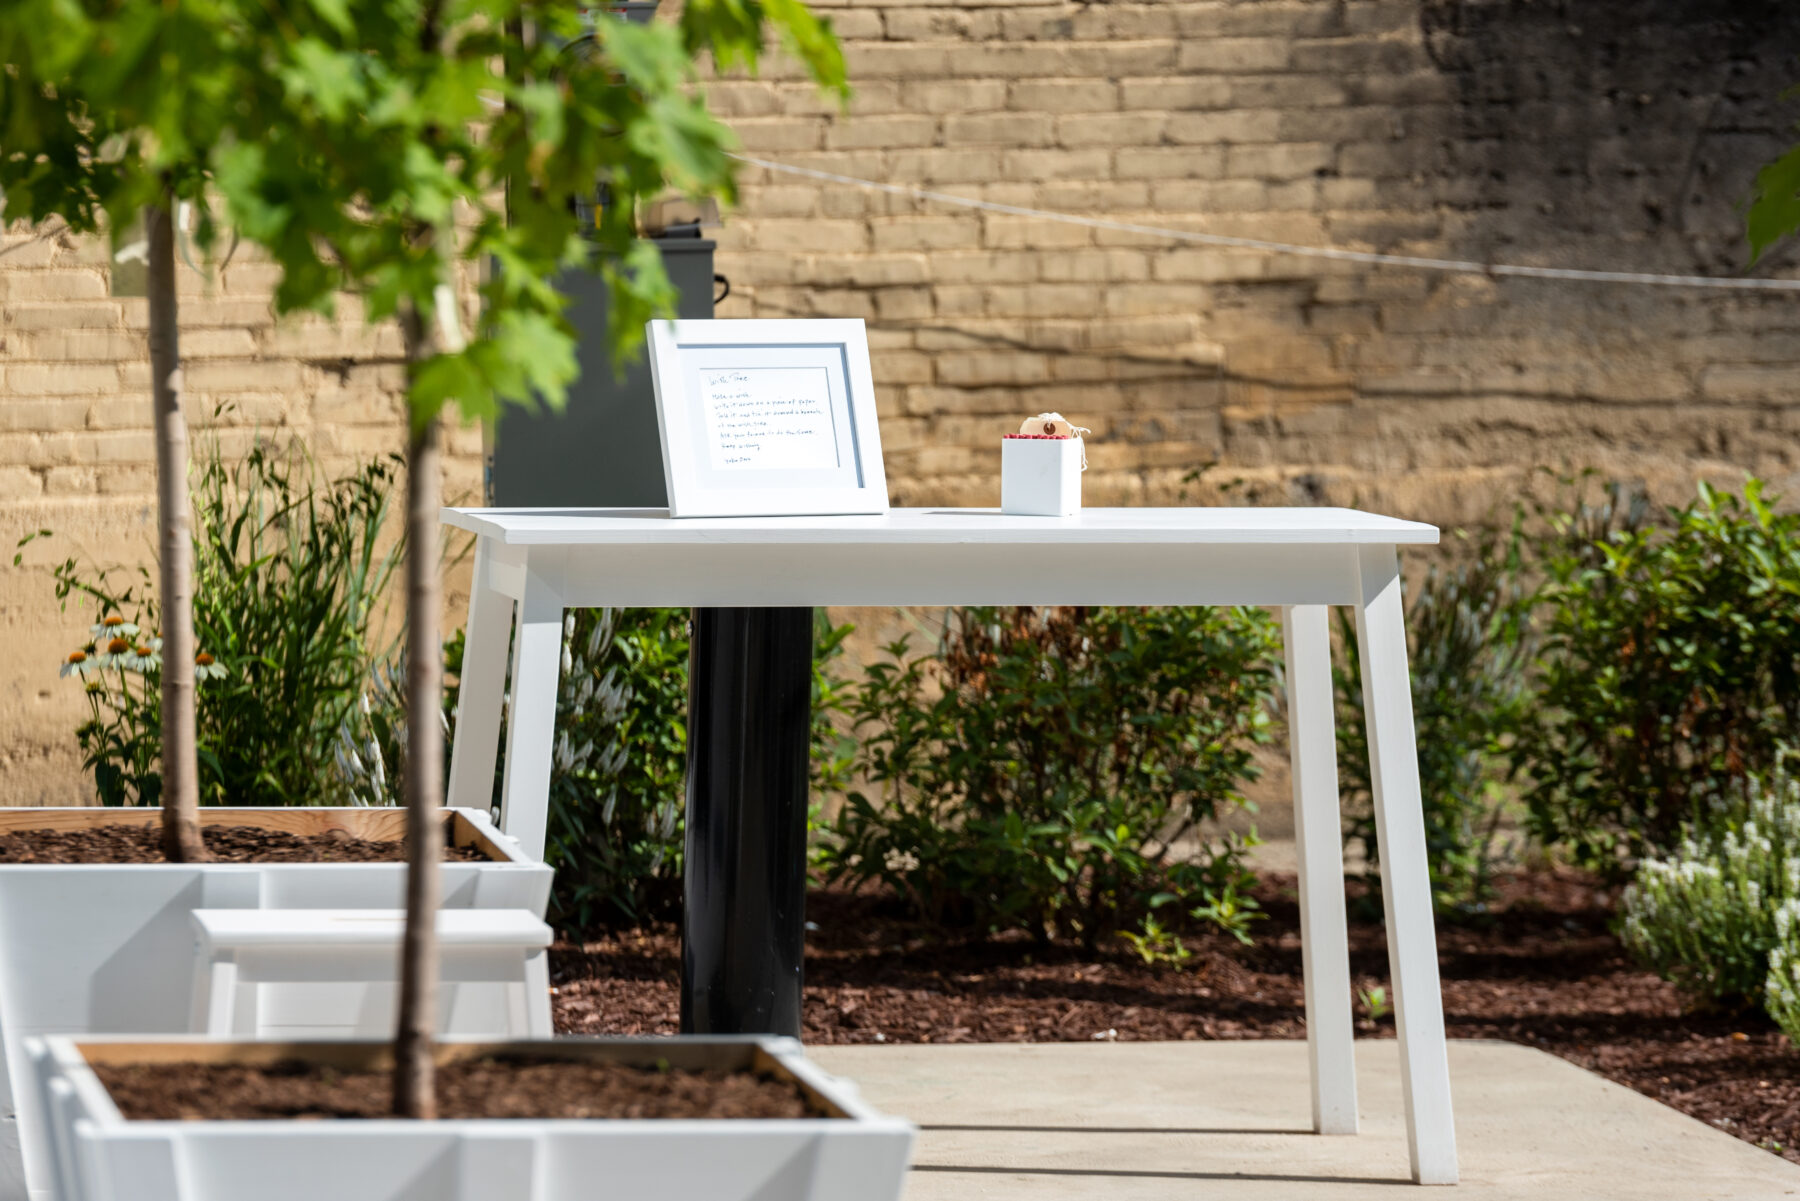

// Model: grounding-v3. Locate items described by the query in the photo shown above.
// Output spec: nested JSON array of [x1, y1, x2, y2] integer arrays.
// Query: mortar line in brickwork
[[730, 153, 1800, 293]]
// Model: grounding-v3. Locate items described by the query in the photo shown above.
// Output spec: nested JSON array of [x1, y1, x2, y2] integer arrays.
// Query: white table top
[[441, 506, 1439, 547]]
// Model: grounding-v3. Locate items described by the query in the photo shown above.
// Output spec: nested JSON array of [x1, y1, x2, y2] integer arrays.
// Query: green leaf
[[1747, 144, 1800, 264], [303, 0, 355, 37], [409, 351, 485, 428], [765, 0, 849, 99], [279, 38, 367, 123]]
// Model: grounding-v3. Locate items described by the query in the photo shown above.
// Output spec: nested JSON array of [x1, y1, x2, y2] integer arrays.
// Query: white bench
[[190, 909, 554, 1039]]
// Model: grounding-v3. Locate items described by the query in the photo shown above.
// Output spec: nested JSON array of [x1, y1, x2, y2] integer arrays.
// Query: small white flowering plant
[[1620, 759, 1800, 1007], [1766, 901, 1800, 1044]]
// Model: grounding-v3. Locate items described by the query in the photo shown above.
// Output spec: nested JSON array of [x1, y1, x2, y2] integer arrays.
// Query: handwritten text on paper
[[701, 367, 840, 472]]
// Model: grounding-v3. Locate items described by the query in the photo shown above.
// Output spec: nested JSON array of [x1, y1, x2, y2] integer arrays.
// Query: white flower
[[92, 632, 133, 667], [586, 611, 613, 658], [89, 616, 138, 640], [116, 636, 162, 673], [59, 650, 98, 679], [884, 848, 920, 873], [597, 741, 628, 777]]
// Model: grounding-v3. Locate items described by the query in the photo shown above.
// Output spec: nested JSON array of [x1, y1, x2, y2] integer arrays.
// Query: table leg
[[1353, 545, 1459, 1185], [1281, 605, 1359, 1136], [681, 607, 813, 1039], [447, 538, 514, 818], [496, 576, 563, 864]]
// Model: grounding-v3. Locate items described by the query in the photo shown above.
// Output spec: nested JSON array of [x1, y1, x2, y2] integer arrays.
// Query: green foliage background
[[1514, 479, 1800, 874], [1, 0, 847, 424], [821, 605, 1280, 947], [1335, 521, 1536, 914], [42, 437, 400, 808]]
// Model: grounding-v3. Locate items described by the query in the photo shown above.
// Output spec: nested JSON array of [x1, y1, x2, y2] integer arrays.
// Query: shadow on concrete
[[912, 1164, 1412, 1186], [920, 1124, 1311, 1136]]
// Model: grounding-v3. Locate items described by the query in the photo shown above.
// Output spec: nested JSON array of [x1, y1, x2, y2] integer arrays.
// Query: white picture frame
[[647, 318, 889, 518]]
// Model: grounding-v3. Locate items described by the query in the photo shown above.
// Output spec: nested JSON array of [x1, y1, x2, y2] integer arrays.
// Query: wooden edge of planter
[[443, 809, 518, 863], [0, 807, 519, 864], [51, 1037, 881, 1124]]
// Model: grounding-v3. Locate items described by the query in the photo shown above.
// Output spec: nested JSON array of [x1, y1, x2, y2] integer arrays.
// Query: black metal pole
[[680, 607, 813, 1037]]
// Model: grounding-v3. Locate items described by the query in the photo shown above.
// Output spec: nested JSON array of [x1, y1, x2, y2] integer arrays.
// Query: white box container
[[1000, 436, 1081, 516], [29, 1035, 916, 1201], [0, 807, 551, 1201]]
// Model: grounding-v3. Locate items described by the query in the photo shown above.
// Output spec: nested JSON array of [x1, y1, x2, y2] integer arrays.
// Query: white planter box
[[1000, 436, 1082, 517], [0, 808, 551, 1201], [29, 1036, 914, 1201]]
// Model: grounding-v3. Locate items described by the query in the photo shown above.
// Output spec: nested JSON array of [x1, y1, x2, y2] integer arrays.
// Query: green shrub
[[1335, 522, 1536, 914], [43, 436, 401, 807], [1517, 478, 1800, 872], [821, 605, 1280, 947], [1619, 765, 1800, 1005], [540, 608, 855, 927]]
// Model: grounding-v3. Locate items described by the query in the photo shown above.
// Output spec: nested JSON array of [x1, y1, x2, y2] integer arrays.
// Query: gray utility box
[[489, 235, 714, 507]]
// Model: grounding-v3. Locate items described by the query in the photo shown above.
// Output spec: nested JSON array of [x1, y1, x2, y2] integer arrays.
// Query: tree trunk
[[146, 199, 207, 864], [393, 301, 442, 1120]]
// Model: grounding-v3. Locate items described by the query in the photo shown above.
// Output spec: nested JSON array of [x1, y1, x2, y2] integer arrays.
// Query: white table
[[440, 505, 1459, 1185]]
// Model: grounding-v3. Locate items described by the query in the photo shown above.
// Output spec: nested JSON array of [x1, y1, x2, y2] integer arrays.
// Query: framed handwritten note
[[647, 318, 888, 517], [702, 367, 838, 472]]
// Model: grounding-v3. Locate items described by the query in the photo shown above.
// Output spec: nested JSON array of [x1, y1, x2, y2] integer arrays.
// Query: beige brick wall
[[0, 231, 483, 803], [4, 0, 1799, 805], [712, 0, 1800, 523]]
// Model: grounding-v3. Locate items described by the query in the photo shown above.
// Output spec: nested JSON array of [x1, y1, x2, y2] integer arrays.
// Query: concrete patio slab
[[809, 1039, 1800, 1200]]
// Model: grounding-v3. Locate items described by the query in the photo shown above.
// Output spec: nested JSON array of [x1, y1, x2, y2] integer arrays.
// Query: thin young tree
[[190, 0, 845, 1114], [143, 195, 206, 862], [0, 7, 236, 861]]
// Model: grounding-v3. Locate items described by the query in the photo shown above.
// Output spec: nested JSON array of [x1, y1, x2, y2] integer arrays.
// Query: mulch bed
[[95, 1055, 822, 1121], [550, 869, 1800, 1163], [0, 825, 488, 864]]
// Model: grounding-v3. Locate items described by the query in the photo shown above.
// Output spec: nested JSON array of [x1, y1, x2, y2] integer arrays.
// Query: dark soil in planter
[[550, 869, 1800, 1164], [0, 825, 488, 864], [95, 1055, 828, 1121]]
